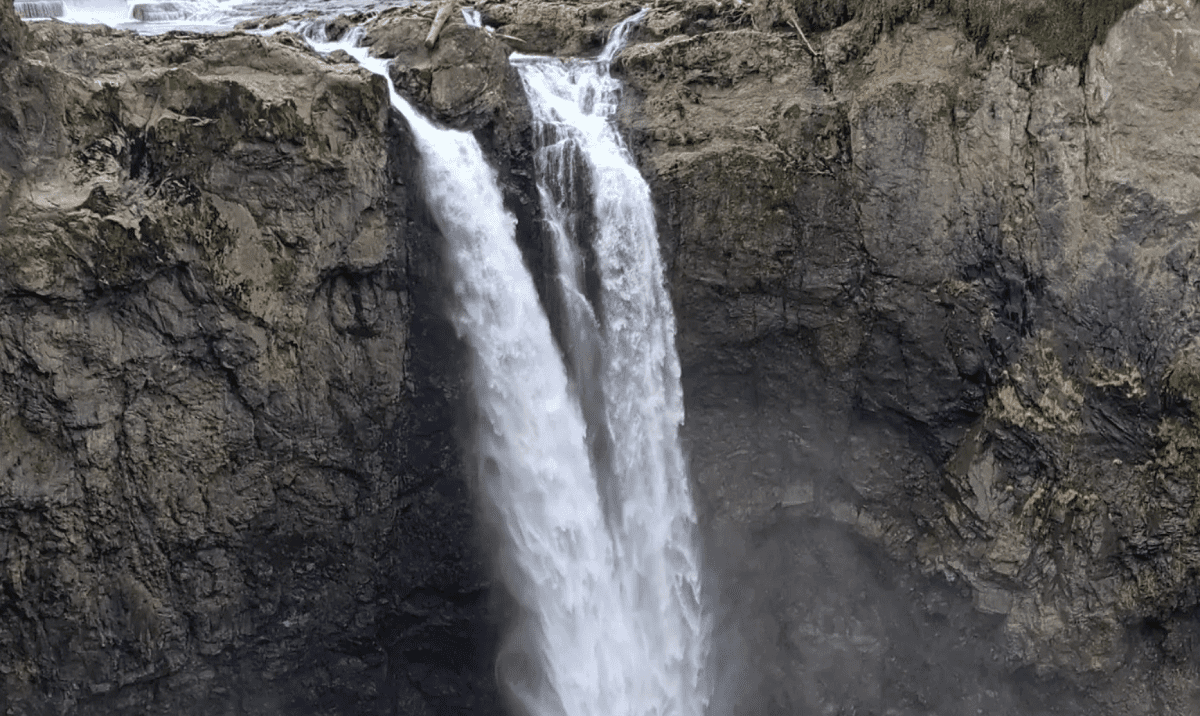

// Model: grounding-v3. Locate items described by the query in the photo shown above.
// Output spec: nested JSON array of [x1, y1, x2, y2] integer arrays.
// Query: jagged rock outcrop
[[476, 0, 642, 55], [0, 0, 23, 58], [0, 12, 496, 716], [611, 1, 1200, 714], [363, 11, 519, 129]]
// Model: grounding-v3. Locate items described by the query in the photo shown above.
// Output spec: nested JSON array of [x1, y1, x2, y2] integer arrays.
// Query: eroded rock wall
[[0, 13, 495, 715], [5, 0, 1200, 715], [614, 1, 1200, 714]]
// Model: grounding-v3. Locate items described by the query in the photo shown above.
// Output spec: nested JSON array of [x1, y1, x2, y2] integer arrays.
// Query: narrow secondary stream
[[320, 15, 710, 716]]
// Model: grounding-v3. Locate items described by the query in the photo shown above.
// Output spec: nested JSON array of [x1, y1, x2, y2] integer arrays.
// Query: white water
[[310, 15, 709, 716], [39, 0, 415, 32], [314, 33, 641, 716], [460, 4, 481, 28], [513, 12, 710, 716]]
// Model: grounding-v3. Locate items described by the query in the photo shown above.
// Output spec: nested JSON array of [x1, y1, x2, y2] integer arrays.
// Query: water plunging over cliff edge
[[511, 13, 711, 716], [316, 14, 710, 716]]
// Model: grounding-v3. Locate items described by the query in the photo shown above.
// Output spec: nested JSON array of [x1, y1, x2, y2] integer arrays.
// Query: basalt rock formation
[[4, 0, 1200, 715], [615, 1, 1200, 714], [0, 8, 497, 715]]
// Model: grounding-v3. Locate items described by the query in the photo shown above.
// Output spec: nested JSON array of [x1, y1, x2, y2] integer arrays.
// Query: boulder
[[362, 9, 523, 130], [475, 0, 642, 55]]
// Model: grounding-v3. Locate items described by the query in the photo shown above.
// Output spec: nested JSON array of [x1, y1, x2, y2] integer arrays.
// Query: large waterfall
[[322, 16, 709, 716], [511, 13, 710, 716]]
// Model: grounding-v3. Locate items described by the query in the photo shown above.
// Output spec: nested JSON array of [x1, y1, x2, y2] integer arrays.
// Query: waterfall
[[461, 5, 482, 28], [316, 15, 709, 716], [14, 1, 64, 18], [513, 12, 710, 716]]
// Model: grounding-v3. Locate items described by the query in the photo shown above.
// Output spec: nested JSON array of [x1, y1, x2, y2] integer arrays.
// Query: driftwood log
[[425, 0, 457, 49], [780, 3, 819, 57]]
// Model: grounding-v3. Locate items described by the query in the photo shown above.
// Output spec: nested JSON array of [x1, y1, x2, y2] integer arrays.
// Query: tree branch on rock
[[781, 2, 820, 58], [425, 0, 456, 49]]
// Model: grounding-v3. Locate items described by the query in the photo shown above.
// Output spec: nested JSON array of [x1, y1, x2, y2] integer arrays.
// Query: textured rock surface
[[476, 0, 643, 55], [0, 13, 495, 716], [614, 1, 1200, 714], [0, 0, 23, 58]]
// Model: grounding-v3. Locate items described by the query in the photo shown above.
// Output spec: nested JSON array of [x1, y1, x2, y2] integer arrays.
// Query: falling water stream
[[511, 15, 710, 716], [19, 0, 710, 709], [311, 14, 710, 716]]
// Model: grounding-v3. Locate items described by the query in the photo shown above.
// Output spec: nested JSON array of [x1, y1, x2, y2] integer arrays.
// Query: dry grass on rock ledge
[[756, 0, 1142, 66]]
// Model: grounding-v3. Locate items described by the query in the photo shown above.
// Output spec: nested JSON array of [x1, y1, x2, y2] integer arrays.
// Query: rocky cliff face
[[4, 0, 1200, 714], [0, 8, 497, 715], [615, 1, 1200, 714]]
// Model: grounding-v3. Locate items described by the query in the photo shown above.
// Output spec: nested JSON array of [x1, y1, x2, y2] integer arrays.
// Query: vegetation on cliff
[[765, 0, 1142, 65]]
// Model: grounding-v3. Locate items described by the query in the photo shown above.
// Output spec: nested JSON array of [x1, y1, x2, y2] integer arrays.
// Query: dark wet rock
[[0, 13, 494, 716], [616, 1, 1200, 714]]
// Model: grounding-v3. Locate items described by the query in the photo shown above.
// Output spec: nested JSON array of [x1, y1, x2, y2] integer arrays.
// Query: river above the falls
[[21, 0, 415, 32]]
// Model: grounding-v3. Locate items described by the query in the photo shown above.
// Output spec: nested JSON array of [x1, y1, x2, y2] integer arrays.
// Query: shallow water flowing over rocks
[[5, 0, 1200, 714]]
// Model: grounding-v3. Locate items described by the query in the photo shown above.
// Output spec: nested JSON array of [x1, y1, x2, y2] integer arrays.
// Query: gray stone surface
[[617, 1, 1200, 713], [0, 13, 495, 715]]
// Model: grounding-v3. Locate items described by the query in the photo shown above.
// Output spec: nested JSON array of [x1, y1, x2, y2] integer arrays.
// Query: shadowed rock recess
[[3, 0, 1200, 714]]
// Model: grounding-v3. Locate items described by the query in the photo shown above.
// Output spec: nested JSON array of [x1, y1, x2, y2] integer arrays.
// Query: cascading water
[[21, 0, 712, 712], [14, 1, 64, 19], [39, 0, 414, 31], [512, 12, 710, 716], [315, 14, 709, 716]]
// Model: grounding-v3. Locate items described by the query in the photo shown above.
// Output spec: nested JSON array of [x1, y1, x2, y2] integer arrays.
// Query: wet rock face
[[616, 0, 1200, 714], [1, 17, 494, 716]]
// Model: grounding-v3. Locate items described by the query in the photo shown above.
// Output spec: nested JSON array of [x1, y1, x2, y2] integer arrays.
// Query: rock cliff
[[4, 0, 1200, 715], [0, 8, 496, 715], [614, 1, 1200, 714]]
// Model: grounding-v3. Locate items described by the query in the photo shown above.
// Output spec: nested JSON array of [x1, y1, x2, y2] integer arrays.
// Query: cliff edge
[[612, 1, 1200, 714]]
